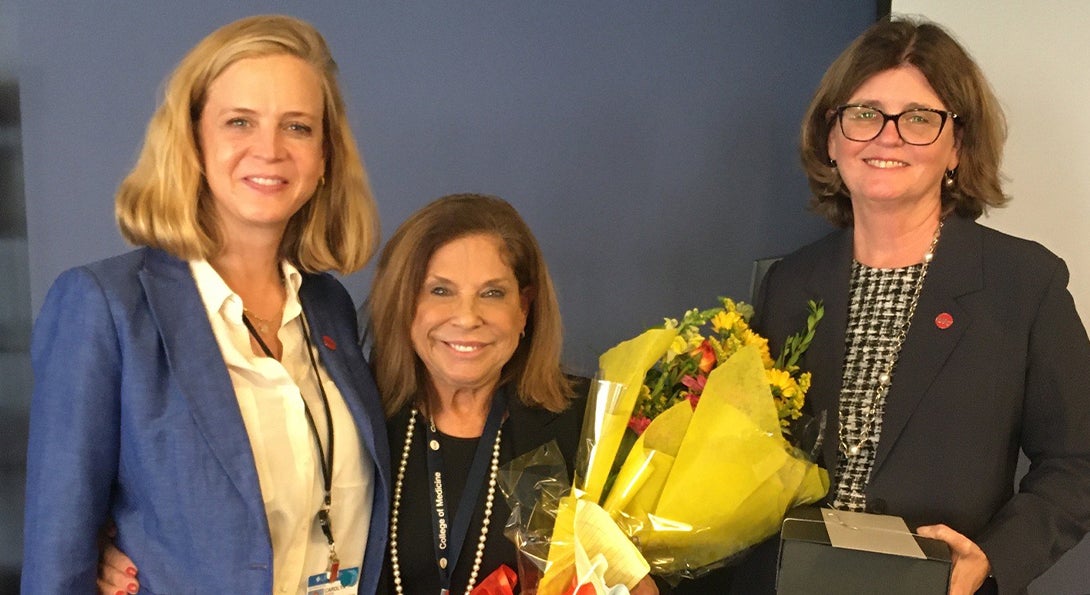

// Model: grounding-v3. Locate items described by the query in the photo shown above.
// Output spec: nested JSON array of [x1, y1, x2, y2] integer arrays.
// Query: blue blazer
[[22, 248, 390, 594]]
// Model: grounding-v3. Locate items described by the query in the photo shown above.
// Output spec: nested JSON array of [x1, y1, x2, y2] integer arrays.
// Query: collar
[[189, 259, 305, 326]]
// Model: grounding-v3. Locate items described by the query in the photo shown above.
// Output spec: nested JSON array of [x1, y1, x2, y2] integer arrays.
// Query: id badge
[[306, 566, 360, 595]]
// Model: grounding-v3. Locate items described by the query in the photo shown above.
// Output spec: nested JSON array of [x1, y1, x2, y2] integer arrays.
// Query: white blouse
[[190, 260, 372, 594]]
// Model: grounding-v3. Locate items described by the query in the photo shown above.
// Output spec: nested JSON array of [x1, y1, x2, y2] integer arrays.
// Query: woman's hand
[[916, 523, 990, 595], [96, 539, 139, 595], [630, 574, 659, 595]]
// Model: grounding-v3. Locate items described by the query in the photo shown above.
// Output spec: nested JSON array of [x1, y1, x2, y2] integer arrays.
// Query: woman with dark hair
[[369, 194, 656, 594], [749, 16, 1090, 595]]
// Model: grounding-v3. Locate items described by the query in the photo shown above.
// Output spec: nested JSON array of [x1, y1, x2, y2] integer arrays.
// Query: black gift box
[[776, 506, 951, 595]]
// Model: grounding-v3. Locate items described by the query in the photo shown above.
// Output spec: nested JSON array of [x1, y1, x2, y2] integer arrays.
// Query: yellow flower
[[797, 371, 812, 394], [665, 336, 689, 362], [681, 329, 704, 352], [767, 368, 804, 422], [710, 310, 743, 333], [767, 368, 796, 397], [742, 329, 773, 368]]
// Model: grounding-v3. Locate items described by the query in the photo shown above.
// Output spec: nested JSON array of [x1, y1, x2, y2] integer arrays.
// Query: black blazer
[[752, 216, 1090, 594]]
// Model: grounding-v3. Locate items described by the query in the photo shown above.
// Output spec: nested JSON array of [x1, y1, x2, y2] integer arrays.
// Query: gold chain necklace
[[242, 307, 281, 336], [389, 408, 502, 595], [839, 219, 943, 458]]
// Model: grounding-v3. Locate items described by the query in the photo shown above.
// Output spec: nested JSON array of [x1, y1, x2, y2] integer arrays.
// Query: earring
[[520, 329, 526, 339], [319, 174, 326, 187], [944, 169, 956, 189], [829, 159, 838, 168]]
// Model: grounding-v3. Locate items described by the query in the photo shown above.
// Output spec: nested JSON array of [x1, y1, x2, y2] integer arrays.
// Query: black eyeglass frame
[[832, 104, 959, 146]]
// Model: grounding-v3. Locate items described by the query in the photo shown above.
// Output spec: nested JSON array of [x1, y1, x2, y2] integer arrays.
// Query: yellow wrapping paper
[[624, 346, 829, 573], [576, 328, 678, 503], [543, 335, 828, 586], [539, 496, 649, 595]]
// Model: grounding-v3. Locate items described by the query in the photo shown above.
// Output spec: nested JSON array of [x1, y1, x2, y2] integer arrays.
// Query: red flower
[[680, 374, 707, 394], [628, 414, 652, 436], [681, 373, 708, 410]]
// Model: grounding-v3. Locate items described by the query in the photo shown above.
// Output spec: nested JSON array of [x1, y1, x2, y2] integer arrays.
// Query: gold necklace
[[242, 307, 281, 336], [839, 219, 944, 458]]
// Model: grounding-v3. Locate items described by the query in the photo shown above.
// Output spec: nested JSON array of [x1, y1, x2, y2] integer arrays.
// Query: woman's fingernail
[[115, 591, 125, 595], [126, 566, 138, 577], [127, 583, 138, 593]]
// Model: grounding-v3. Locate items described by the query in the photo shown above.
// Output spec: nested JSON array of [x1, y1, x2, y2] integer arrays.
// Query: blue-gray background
[[18, 1, 849, 364], [4, 1, 865, 587], [8, 2, 1084, 593]]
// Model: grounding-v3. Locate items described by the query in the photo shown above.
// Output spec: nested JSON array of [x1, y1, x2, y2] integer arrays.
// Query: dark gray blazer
[[752, 216, 1090, 595]]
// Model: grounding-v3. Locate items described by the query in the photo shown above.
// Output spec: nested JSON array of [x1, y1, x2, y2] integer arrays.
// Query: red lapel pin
[[935, 312, 953, 330], [322, 335, 337, 350]]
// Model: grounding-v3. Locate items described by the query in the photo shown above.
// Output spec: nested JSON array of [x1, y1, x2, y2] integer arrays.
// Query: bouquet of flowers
[[500, 298, 828, 593]]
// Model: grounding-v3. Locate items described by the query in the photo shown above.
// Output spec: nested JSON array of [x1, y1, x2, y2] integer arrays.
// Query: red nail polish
[[115, 591, 125, 595], [126, 566, 137, 577], [128, 583, 138, 593]]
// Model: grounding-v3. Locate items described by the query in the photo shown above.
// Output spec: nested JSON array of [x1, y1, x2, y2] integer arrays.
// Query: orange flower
[[690, 339, 716, 374]]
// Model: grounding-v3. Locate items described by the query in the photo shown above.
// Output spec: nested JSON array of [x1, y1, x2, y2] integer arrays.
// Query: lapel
[[871, 216, 982, 473], [803, 230, 854, 472], [137, 249, 266, 521], [298, 278, 390, 491], [505, 390, 567, 461]]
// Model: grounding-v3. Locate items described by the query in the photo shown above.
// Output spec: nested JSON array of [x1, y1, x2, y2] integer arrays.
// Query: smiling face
[[198, 54, 326, 241], [410, 234, 530, 401], [828, 64, 959, 216]]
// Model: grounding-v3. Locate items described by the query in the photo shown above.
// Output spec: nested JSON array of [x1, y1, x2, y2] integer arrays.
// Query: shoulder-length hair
[[800, 16, 1008, 227], [115, 14, 378, 273], [368, 194, 573, 416]]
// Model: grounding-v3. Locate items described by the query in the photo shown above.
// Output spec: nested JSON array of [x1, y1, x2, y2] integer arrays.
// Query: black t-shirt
[[381, 382, 587, 595], [386, 408, 518, 594]]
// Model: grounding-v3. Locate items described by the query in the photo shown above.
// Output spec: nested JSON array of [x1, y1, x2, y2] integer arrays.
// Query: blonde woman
[[23, 15, 388, 594]]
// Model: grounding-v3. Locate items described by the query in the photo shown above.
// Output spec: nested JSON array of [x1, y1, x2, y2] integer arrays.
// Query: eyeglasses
[[833, 104, 958, 146]]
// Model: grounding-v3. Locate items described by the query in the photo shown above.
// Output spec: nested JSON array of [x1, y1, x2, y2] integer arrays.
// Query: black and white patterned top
[[832, 260, 924, 511]]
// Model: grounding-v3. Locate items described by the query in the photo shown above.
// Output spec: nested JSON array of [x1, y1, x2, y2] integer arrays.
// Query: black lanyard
[[424, 390, 507, 592], [242, 311, 340, 573]]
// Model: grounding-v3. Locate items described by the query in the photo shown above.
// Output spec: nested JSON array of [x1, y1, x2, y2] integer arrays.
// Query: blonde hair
[[115, 14, 378, 273], [367, 194, 574, 416], [800, 16, 1008, 227]]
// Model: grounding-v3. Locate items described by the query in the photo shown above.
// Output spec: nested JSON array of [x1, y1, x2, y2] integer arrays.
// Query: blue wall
[[18, 1, 870, 373], [14, 4, 1090, 593], [9, 0, 872, 587]]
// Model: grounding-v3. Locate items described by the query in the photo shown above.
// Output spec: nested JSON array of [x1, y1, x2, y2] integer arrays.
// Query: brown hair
[[800, 16, 1008, 227], [115, 14, 378, 273], [367, 194, 573, 416]]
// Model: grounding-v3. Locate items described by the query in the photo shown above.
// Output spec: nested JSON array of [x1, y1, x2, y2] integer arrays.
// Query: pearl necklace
[[839, 219, 943, 458], [389, 408, 502, 595]]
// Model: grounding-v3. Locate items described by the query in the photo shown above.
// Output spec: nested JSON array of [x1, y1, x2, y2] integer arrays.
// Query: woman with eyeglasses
[[726, 16, 1090, 595]]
